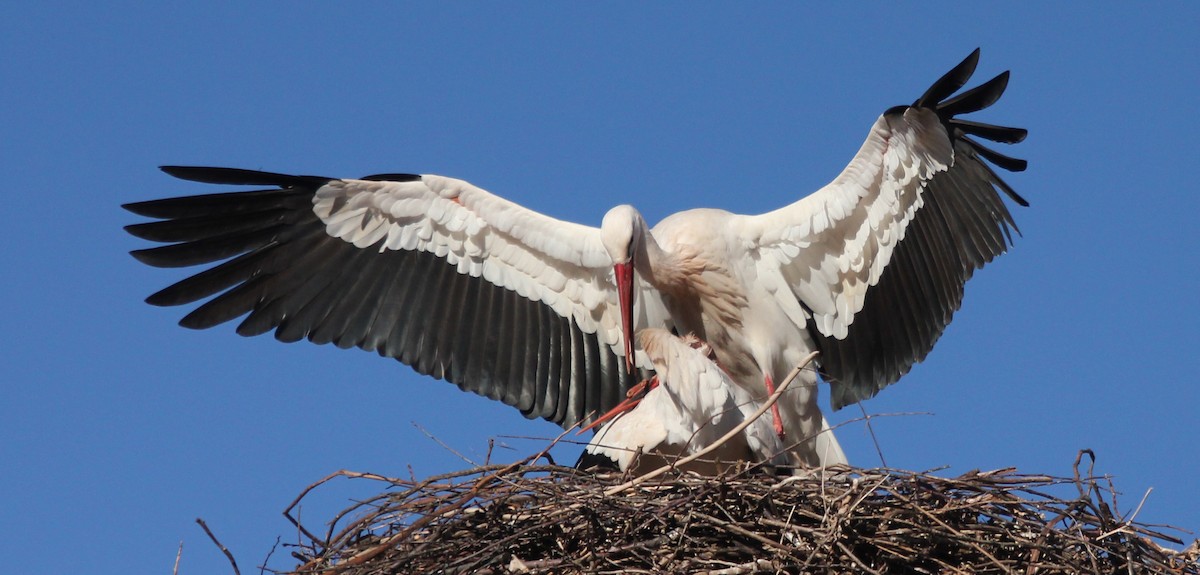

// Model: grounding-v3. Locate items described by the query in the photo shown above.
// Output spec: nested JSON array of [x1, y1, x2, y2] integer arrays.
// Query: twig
[[886, 490, 1015, 574], [173, 540, 182, 575], [691, 511, 795, 554], [697, 558, 776, 574], [259, 536, 280, 575], [1100, 487, 1155, 540], [195, 518, 240, 575], [856, 400, 888, 468], [413, 421, 478, 466], [837, 541, 884, 575], [282, 469, 405, 544]]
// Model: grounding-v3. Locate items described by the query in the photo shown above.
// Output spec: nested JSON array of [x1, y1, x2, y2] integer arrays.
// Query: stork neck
[[633, 221, 671, 286]]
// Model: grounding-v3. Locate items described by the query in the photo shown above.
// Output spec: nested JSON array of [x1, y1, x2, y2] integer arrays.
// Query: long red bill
[[614, 261, 635, 373]]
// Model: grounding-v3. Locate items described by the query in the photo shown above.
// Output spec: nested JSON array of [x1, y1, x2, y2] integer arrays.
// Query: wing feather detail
[[744, 50, 1027, 409], [124, 169, 654, 428]]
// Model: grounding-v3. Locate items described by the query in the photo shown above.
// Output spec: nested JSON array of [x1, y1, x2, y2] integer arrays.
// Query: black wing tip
[[963, 47, 982, 68], [129, 245, 206, 268], [123, 221, 168, 240], [144, 292, 175, 307], [907, 49, 1012, 115], [359, 173, 423, 183], [951, 119, 1028, 144], [936, 70, 1011, 118], [178, 308, 223, 330], [159, 166, 332, 189], [128, 247, 159, 266], [913, 48, 982, 109], [121, 201, 159, 217], [909, 50, 1029, 179]]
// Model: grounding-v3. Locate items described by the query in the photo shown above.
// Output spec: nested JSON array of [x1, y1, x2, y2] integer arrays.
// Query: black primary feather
[[819, 50, 1030, 409], [124, 166, 647, 429]]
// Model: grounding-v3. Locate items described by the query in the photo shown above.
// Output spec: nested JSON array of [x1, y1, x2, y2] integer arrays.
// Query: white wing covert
[[124, 168, 652, 428], [743, 49, 1029, 409]]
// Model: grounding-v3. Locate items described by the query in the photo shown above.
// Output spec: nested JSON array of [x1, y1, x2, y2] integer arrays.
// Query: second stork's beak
[[614, 261, 635, 373]]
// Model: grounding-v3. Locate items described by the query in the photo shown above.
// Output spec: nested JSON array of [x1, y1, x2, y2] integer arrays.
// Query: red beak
[[614, 261, 636, 373]]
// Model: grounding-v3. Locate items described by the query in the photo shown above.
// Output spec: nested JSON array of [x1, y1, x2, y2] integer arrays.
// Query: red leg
[[763, 373, 786, 439], [577, 376, 660, 434]]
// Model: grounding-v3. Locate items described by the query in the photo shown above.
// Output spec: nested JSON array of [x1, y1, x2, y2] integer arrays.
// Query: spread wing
[[743, 49, 1028, 409], [124, 167, 660, 428]]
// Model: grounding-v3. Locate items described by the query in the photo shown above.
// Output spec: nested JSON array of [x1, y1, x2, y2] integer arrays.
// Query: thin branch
[[412, 421, 478, 467], [857, 400, 888, 468], [258, 536, 280, 575], [195, 518, 240, 575]]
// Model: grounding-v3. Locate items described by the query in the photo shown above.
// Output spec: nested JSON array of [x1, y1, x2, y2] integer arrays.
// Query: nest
[[276, 450, 1197, 575]]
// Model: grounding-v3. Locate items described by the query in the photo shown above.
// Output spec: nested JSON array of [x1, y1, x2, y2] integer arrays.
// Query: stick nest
[[282, 452, 1197, 575]]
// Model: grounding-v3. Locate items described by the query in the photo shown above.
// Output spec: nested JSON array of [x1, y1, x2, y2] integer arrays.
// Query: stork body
[[125, 50, 1027, 467], [578, 329, 788, 474], [600, 206, 848, 466]]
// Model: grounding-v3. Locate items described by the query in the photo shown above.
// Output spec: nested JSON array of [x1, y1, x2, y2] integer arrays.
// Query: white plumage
[[579, 329, 791, 474], [125, 49, 1027, 469]]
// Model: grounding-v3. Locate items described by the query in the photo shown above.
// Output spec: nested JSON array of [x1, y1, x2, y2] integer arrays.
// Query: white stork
[[578, 328, 817, 474], [125, 49, 1027, 467]]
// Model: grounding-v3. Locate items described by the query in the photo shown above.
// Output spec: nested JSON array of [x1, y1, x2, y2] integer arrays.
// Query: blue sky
[[3, 3, 1198, 573]]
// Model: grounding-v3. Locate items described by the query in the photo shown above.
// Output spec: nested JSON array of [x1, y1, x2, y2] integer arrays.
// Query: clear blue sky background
[[3, 4, 1197, 574]]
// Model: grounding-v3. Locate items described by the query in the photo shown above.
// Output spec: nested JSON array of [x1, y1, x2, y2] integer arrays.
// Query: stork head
[[601, 205, 643, 373]]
